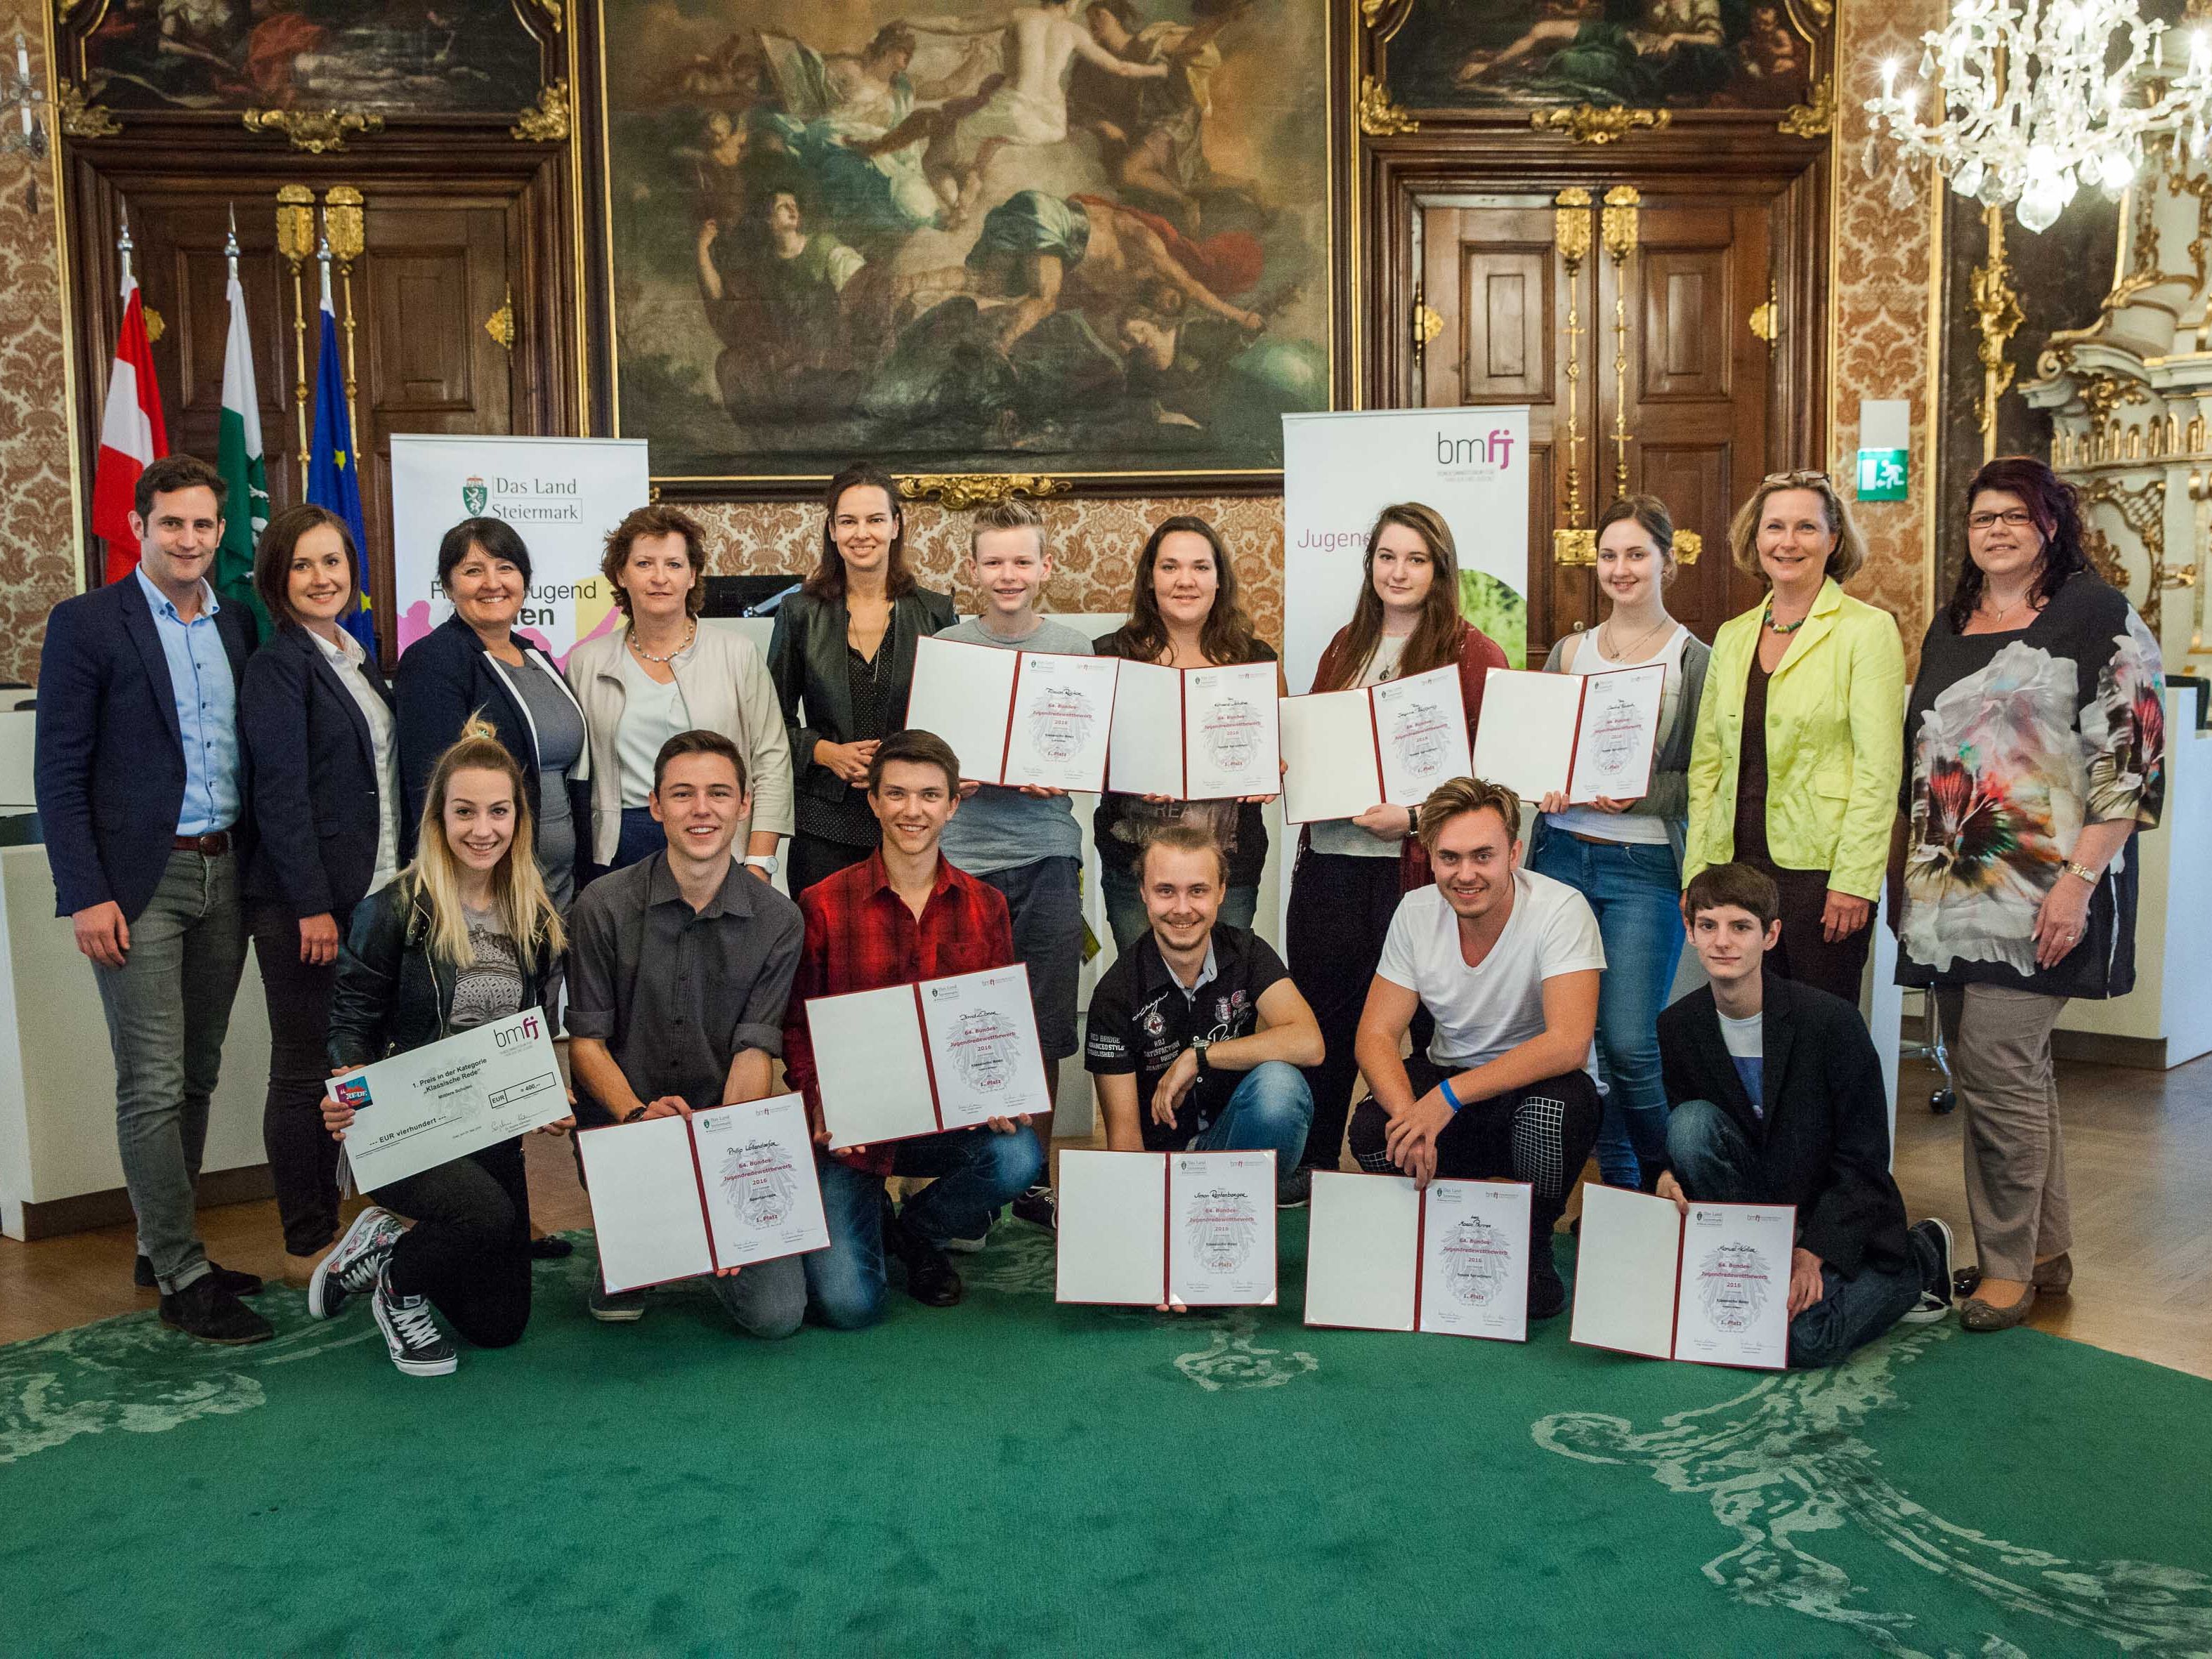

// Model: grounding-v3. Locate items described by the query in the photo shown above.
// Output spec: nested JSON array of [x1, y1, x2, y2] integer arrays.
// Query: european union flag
[[306, 285, 376, 654]]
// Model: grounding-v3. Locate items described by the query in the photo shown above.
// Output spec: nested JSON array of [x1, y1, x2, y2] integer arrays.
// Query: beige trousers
[[1937, 983, 2072, 1282]]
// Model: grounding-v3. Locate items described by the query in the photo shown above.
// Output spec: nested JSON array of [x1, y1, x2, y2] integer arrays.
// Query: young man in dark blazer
[[33, 454, 270, 1345], [1656, 862, 1953, 1368]]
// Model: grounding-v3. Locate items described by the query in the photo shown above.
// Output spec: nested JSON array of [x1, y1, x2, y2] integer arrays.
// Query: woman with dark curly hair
[[1893, 456, 2166, 1332]]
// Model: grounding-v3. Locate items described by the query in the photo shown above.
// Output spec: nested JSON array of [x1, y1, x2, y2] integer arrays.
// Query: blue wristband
[[1438, 1076, 1465, 1113]]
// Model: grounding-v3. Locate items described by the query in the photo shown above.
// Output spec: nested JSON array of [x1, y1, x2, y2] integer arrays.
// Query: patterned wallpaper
[[0, 25, 76, 687], [1828, 0, 1946, 657], [686, 494, 1285, 645]]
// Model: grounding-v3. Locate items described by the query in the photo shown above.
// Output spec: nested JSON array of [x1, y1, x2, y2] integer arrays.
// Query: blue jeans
[[611, 804, 662, 872], [1666, 1099, 1928, 1370], [1185, 1061, 1313, 1169], [1527, 825, 1684, 1190], [804, 1127, 1046, 1329], [1099, 863, 1259, 955]]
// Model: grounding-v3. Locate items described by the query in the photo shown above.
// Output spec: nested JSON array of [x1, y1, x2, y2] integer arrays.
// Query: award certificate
[[335, 1006, 568, 1193], [1303, 1172, 1529, 1341], [1570, 1183, 1795, 1370], [1183, 662, 1280, 800]]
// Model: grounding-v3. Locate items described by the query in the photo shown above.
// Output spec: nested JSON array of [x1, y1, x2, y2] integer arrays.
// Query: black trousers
[[1348, 1056, 1602, 1236], [372, 1136, 532, 1349], [1746, 855, 1873, 1007], [789, 832, 874, 901], [1286, 851, 1432, 1174], [247, 898, 352, 1257]]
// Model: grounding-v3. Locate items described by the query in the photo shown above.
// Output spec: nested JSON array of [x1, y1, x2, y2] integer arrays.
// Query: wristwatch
[[1191, 1038, 1211, 1080], [2063, 859, 2100, 886], [744, 855, 780, 877]]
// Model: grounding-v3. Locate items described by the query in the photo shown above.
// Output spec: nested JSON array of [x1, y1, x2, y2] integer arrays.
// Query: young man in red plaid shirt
[[783, 729, 1047, 1323]]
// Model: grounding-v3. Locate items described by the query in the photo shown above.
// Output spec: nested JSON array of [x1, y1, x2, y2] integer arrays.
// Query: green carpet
[[3, 1217, 2209, 1656]]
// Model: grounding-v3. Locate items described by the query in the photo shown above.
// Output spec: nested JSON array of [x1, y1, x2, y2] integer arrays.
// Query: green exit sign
[[1857, 447, 1909, 501]]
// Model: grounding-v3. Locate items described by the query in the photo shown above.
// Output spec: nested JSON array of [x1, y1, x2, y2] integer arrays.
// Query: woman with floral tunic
[[1895, 457, 2165, 1334]]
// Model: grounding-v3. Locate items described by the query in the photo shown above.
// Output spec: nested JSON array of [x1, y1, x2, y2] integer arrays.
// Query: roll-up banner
[[1280, 407, 1532, 694], [390, 433, 650, 667]]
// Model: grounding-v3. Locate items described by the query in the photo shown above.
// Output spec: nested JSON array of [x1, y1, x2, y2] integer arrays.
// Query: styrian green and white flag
[[216, 268, 273, 637]]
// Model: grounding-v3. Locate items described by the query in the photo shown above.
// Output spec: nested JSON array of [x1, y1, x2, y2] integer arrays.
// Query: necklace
[[1978, 591, 2034, 629], [1601, 614, 1671, 662], [629, 620, 696, 664], [1764, 603, 1809, 636]]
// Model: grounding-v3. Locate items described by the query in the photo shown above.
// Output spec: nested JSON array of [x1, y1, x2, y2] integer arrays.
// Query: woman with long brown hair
[[1282, 501, 1508, 1202], [766, 462, 957, 896], [1092, 514, 1281, 948], [314, 726, 570, 1377]]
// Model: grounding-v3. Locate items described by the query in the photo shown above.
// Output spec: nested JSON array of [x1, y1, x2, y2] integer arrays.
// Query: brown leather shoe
[[1959, 1283, 2037, 1332]]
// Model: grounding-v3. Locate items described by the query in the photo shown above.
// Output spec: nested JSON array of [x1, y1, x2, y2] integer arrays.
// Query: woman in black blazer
[[392, 517, 589, 913], [766, 461, 957, 896], [242, 506, 403, 1261]]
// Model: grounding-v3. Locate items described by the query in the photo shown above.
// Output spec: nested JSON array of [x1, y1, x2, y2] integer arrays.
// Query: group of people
[[33, 447, 2163, 1379]]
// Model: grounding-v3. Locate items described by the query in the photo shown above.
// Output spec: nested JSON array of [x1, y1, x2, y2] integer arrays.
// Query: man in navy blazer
[[34, 454, 273, 1346]]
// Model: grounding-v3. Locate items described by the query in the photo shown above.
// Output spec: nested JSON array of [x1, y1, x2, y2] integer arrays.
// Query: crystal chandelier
[[1864, 0, 2212, 232]]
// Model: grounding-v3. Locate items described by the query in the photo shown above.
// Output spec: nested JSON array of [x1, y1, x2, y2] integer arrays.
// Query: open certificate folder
[[577, 1094, 830, 1294], [905, 634, 1120, 792], [1303, 1172, 1531, 1341], [1055, 1149, 1278, 1306], [1569, 1183, 1796, 1370], [1470, 662, 1667, 805], [1278, 665, 1472, 824], [1104, 660, 1280, 801], [334, 1006, 568, 1193], [806, 964, 1050, 1150]]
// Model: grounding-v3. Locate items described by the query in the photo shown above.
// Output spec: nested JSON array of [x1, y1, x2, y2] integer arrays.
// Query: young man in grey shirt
[[933, 498, 1089, 1230], [565, 729, 806, 1327]]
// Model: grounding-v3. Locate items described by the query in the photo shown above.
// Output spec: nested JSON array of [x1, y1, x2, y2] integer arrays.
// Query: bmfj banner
[[390, 434, 651, 667], [1280, 407, 1531, 693]]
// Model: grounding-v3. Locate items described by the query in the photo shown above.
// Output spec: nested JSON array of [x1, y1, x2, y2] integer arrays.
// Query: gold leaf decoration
[[241, 108, 384, 153], [511, 80, 570, 143], [898, 474, 1069, 511], [1355, 75, 1418, 138], [55, 81, 119, 138], [1528, 105, 1669, 145]]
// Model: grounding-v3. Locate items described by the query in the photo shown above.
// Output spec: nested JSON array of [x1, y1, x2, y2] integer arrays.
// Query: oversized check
[[333, 1007, 569, 1192]]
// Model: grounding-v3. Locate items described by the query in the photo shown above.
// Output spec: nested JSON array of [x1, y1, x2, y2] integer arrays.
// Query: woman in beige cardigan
[[565, 504, 793, 879]]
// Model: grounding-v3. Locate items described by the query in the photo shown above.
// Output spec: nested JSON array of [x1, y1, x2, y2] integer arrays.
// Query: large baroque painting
[[65, 0, 550, 114], [598, 0, 1331, 485], [1386, 0, 1810, 112]]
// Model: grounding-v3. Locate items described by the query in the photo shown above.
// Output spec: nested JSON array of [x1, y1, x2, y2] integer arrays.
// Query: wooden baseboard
[[2052, 1030, 2169, 1070], [18, 1164, 275, 1241]]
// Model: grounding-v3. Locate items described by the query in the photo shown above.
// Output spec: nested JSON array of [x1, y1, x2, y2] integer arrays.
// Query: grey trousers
[[89, 847, 249, 1294], [703, 1254, 807, 1340], [1937, 983, 2072, 1283]]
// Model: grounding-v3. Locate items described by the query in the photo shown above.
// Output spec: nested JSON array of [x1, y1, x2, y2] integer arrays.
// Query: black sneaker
[[888, 1214, 964, 1308], [1902, 1217, 1955, 1325], [1276, 1167, 1313, 1209], [309, 1206, 406, 1320], [588, 1283, 648, 1322], [1011, 1184, 1056, 1231], [158, 1275, 275, 1346], [1528, 1236, 1568, 1320], [528, 1234, 574, 1260], [372, 1269, 458, 1377], [135, 1255, 265, 1297]]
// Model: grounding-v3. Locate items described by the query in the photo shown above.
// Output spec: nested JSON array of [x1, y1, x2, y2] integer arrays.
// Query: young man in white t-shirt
[[1349, 775, 1606, 1316]]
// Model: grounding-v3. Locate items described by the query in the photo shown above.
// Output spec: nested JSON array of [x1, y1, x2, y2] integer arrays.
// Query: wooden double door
[[65, 150, 577, 662], [1404, 176, 1821, 655]]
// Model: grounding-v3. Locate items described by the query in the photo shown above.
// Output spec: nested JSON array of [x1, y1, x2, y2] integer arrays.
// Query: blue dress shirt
[[134, 567, 242, 836]]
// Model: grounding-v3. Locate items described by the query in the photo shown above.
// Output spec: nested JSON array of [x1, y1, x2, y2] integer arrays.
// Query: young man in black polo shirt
[[565, 730, 806, 1332], [1085, 825, 1322, 1180]]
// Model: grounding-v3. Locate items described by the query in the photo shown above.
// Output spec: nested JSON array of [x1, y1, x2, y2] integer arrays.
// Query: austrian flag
[[90, 270, 169, 585]]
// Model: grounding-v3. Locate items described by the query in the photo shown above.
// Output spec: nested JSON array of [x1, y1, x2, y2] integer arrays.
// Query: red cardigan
[[1301, 618, 1510, 890]]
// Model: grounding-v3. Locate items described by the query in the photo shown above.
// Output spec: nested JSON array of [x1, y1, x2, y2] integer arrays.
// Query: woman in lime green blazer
[[1685, 471, 1906, 1002]]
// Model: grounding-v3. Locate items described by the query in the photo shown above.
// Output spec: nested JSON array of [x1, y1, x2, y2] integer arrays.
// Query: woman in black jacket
[[313, 727, 569, 1377], [766, 462, 956, 897], [393, 518, 589, 914], [241, 506, 401, 1263]]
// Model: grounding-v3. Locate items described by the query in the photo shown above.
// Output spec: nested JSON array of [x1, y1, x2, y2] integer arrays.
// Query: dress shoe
[[1959, 1283, 2037, 1332], [136, 1256, 264, 1298], [1954, 1253, 2073, 1301], [528, 1234, 575, 1261], [1527, 1238, 1567, 1320], [889, 1214, 964, 1308]]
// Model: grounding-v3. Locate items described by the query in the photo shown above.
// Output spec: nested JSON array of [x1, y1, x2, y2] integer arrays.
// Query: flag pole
[[275, 185, 315, 495], [224, 202, 238, 284], [322, 187, 365, 478], [117, 204, 132, 288]]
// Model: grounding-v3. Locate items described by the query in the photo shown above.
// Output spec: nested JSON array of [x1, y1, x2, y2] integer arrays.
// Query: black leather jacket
[[327, 879, 556, 1068]]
